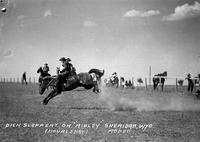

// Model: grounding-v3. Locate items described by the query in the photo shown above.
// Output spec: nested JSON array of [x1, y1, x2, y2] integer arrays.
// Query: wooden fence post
[[176, 78, 178, 91], [119, 77, 121, 88], [33, 77, 36, 84], [132, 77, 134, 87], [145, 77, 147, 90], [149, 66, 151, 86], [194, 81, 196, 92]]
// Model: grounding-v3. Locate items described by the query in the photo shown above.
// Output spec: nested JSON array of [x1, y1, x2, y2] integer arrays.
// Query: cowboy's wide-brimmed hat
[[59, 57, 71, 62]]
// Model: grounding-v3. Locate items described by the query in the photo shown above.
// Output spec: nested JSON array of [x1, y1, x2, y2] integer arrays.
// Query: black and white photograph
[[1, 0, 200, 141]]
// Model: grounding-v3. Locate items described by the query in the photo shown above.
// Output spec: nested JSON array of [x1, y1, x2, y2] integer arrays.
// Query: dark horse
[[39, 68, 104, 105], [37, 67, 51, 84], [152, 71, 167, 91]]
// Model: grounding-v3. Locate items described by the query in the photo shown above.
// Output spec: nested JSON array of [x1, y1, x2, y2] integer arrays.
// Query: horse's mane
[[44, 76, 54, 80]]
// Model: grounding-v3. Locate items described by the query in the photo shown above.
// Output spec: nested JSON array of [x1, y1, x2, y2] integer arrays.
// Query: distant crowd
[[103, 71, 200, 94]]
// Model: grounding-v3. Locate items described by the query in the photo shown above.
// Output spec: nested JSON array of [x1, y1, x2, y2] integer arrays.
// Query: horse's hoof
[[41, 101, 46, 105], [43, 102, 47, 105], [42, 100, 48, 105]]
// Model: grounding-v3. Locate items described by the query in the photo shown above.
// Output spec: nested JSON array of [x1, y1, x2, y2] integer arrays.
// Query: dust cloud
[[99, 87, 200, 111]]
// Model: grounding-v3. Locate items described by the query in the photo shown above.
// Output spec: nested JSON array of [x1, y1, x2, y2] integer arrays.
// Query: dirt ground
[[1, 83, 200, 142]]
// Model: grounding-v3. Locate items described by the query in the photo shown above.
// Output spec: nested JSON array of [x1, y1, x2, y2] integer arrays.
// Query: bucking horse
[[152, 71, 167, 91], [39, 68, 104, 105]]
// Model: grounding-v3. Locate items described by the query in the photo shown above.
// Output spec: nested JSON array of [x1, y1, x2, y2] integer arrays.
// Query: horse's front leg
[[43, 90, 59, 105], [153, 83, 157, 90], [93, 87, 100, 93]]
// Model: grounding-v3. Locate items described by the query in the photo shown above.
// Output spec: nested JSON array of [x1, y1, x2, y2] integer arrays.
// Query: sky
[[0, 0, 200, 83]]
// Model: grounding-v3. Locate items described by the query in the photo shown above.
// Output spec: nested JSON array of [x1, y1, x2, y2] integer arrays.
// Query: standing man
[[186, 73, 194, 93], [22, 72, 27, 85]]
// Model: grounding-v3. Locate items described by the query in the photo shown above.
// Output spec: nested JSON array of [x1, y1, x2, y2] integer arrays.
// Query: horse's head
[[37, 67, 43, 74], [163, 71, 167, 77], [39, 76, 53, 95]]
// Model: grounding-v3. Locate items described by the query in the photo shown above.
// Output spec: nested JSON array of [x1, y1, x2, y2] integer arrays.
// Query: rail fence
[[0, 77, 38, 84]]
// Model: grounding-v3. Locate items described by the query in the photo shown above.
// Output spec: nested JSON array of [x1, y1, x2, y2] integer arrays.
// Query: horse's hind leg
[[43, 90, 59, 105], [191, 84, 194, 93], [93, 84, 100, 93], [93, 86, 97, 93], [161, 84, 164, 91], [153, 84, 156, 90]]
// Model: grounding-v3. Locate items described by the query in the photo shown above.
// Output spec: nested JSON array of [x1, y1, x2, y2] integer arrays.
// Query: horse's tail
[[88, 68, 104, 78], [100, 69, 105, 76]]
